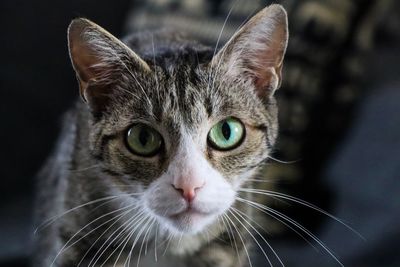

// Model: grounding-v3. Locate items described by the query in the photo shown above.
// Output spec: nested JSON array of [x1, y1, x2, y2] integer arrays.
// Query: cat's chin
[[163, 208, 217, 235]]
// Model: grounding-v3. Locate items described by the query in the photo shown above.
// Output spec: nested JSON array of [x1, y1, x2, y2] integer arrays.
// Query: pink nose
[[172, 179, 205, 203]]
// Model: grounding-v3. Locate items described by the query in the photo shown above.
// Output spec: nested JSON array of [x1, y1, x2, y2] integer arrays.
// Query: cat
[[33, 4, 288, 267]]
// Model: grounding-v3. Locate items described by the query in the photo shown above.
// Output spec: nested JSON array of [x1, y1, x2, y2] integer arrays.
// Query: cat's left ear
[[68, 18, 151, 114], [211, 4, 288, 99]]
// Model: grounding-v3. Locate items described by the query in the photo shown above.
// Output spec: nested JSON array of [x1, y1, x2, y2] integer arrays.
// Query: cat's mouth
[[168, 206, 210, 219], [149, 202, 220, 234], [165, 207, 216, 234]]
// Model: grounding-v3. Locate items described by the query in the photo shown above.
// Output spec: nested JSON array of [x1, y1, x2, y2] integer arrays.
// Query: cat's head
[[68, 5, 288, 235]]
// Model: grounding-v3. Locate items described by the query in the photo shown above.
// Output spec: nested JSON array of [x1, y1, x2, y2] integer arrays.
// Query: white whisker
[[209, 5, 256, 95], [112, 213, 148, 267], [137, 218, 156, 267], [67, 164, 102, 173], [207, 1, 236, 90], [154, 221, 159, 262], [162, 232, 174, 256], [222, 214, 241, 264], [218, 216, 233, 248], [50, 203, 137, 267], [89, 210, 146, 267], [267, 155, 301, 164], [237, 197, 317, 250], [75, 209, 136, 266], [225, 212, 253, 267], [229, 209, 273, 267], [238, 197, 344, 266], [230, 207, 284, 266], [113, 56, 154, 116], [239, 188, 363, 239], [35, 194, 131, 234], [151, 34, 161, 104], [125, 215, 152, 267], [246, 178, 276, 183]]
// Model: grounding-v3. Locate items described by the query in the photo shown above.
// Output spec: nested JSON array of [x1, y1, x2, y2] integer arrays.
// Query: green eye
[[208, 118, 245, 150], [126, 124, 163, 156]]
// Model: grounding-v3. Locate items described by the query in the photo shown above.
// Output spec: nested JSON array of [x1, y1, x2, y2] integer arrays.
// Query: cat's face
[[68, 5, 287, 235]]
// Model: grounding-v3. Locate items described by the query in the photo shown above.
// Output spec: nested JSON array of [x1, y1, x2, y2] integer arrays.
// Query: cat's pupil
[[222, 122, 231, 140], [139, 129, 149, 146]]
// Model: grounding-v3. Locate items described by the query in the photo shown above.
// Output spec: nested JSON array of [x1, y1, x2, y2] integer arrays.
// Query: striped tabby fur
[[34, 4, 288, 267]]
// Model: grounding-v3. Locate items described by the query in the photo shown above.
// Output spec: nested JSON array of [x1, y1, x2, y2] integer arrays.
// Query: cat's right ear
[[68, 18, 151, 115]]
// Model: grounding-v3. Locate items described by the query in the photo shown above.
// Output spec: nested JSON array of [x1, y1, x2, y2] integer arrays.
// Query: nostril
[[171, 178, 206, 203], [171, 184, 184, 195], [171, 183, 200, 203], [195, 181, 206, 192]]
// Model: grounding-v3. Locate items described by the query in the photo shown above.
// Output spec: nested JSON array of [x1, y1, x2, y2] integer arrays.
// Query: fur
[[33, 4, 288, 267]]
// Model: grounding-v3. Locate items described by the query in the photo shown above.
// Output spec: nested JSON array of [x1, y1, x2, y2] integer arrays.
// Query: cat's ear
[[68, 18, 150, 113], [212, 4, 288, 99]]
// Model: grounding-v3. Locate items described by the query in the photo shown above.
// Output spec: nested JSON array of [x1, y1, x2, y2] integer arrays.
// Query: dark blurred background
[[0, 0, 399, 266]]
